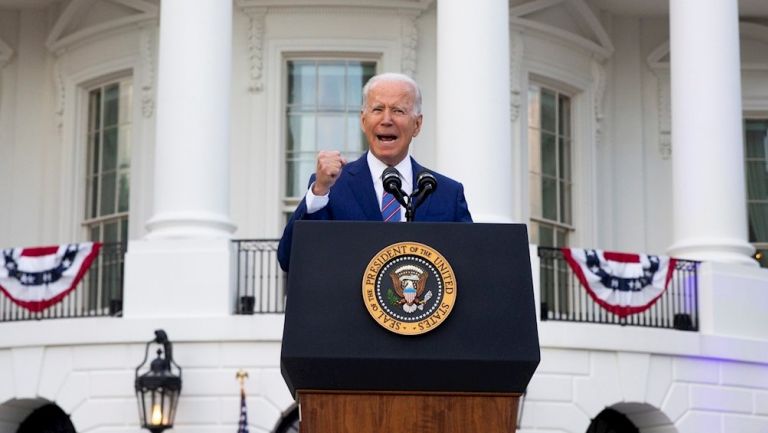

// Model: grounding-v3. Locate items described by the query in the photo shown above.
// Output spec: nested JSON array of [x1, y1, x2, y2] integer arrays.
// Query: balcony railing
[[0, 241, 125, 322], [233, 240, 286, 314], [538, 247, 699, 331]]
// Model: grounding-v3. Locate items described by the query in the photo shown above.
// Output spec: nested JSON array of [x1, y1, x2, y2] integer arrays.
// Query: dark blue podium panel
[[281, 221, 540, 394]]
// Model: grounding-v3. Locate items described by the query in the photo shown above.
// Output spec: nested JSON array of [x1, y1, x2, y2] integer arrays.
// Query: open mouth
[[377, 134, 398, 143]]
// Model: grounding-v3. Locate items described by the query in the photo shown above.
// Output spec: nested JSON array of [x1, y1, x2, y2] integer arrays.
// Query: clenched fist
[[312, 150, 348, 196]]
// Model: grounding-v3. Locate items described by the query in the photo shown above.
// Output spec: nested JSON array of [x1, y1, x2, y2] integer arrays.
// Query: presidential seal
[[362, 241, 457, 336]]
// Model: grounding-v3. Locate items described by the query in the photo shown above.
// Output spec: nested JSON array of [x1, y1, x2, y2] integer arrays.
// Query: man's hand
[[312, 151, 347, 196]]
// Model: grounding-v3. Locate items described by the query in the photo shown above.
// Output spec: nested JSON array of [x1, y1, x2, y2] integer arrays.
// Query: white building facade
[[0, 0, 767, 432]]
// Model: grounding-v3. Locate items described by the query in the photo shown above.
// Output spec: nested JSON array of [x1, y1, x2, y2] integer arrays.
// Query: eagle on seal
[[389, 265, 429, 313]]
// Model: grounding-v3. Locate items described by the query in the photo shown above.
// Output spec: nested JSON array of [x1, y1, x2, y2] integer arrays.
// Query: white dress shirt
[[305, 151, 412, 221]]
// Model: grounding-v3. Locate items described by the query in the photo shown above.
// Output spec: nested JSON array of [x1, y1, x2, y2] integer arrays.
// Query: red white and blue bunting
[[562, 248, 676, 317], [0, 243, 101, 312]]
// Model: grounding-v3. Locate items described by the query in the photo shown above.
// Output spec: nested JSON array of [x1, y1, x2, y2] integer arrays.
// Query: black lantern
[[135, 329, 182, 433]]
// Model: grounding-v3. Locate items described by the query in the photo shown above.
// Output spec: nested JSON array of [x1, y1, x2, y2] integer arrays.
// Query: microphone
[[413, 171, 438, 208], [382, 167, 408, 208]]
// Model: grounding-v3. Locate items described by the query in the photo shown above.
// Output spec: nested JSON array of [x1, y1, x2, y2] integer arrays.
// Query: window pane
[[286, 159, 315, 198], [104, 84, 120, 127], [287, 114, 316, 153], [102, 128, 118, 171], [100, 172, 116, 216], [317, 115, 345, 149], [88, 133, 100, 175], [541, 132, 557, 177], [86, 178, 96, 219], [90, 226, 101, 242], [556, 228, 568, 247], [745, 127, 767, 159], [89, 90, 101, 132], [104, 221, 118, 243], [118, 172, 130, 213], [542, 177, 557, 221], [541, 88, 556, 133], [559, 94, 571, 137], [748, 203, 768, 242], [317, 62, 345, 108], [288, 61, 316, 106], [346, 62, 365, 107], [560, 180, 572, 224], [746, 161, 768, 200], [539, 224, 554, 247]]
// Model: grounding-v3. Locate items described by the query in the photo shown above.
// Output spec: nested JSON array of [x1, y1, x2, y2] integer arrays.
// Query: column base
[[667, 237, 757, 267], [145, 210, 236, 239], [471, 213, 515, 224], [122, 239, 234, 318]]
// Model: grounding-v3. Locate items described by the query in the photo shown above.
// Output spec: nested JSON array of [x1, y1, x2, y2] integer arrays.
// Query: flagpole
[[236, 369, 249, 433]]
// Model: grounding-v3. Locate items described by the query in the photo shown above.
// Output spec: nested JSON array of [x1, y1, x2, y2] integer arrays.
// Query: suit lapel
[[346, 155, 382, 221]]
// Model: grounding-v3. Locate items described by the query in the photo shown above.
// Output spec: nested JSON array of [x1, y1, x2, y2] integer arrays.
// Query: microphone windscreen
[[417, 171, 437, 193], [382, 167, 402, 193]]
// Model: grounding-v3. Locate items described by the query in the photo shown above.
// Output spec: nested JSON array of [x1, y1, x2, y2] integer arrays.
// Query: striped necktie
[[381, 191, 402, 222]]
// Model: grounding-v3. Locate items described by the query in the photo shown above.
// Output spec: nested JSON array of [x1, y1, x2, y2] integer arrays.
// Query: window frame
[[527, 81, 576, 247], [279, 53, 380, 217], [82, 76, 133, 245]]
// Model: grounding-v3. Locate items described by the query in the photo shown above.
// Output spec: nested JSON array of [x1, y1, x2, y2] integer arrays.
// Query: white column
[[124, 0, 236, 318], [668, 0, 756, 266], [436, 0, 513, 223], [145, 0, 235, 239]]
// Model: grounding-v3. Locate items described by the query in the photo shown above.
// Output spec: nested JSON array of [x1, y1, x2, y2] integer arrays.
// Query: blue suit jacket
[[277, 154, 472, 271]]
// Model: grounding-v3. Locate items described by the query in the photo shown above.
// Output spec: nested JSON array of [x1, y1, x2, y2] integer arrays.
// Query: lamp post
[[135, 329, 182, 433]]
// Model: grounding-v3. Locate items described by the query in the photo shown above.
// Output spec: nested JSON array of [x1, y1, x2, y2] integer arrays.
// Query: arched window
[[586, 408, 639, 433], [16, 404, 76, 433]]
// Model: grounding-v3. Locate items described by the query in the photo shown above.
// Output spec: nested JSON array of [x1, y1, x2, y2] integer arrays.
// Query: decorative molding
[[46, 0, 159, 54], [54, 60, 66, 131], [509, 31, 524, 122], [399, 10, 419, 77], [243, 7, 267, 93], [591, 59, 606, 145], [509, 0, 613, 60], [139, 23, 156, 118]]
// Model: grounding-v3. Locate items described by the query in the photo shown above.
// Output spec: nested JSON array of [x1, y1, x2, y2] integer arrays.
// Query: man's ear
[[413, 114, 423, 137]]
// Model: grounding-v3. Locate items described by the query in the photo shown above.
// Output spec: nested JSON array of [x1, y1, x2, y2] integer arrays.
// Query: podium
[[281, 221, 540, 433]]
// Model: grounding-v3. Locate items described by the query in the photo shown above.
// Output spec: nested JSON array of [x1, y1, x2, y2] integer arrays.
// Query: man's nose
[[381, 109, 393, 124]]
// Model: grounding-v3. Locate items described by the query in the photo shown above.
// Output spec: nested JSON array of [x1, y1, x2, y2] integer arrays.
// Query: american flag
[[237, 387, 249, 433]]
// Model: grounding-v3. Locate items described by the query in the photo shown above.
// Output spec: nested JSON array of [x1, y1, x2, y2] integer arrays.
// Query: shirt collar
[[367, 151, 412, 188]]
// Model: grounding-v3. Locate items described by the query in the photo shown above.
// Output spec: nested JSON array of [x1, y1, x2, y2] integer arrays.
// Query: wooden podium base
[[298, 391, 520, 433]]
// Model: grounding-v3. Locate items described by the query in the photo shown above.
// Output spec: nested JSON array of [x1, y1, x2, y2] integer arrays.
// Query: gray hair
[[361, 72, 422, 115]]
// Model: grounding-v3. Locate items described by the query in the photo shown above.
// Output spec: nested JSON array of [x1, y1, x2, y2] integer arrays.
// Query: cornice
[[509, 0, 613, 61], [46, 0, 159, 54]]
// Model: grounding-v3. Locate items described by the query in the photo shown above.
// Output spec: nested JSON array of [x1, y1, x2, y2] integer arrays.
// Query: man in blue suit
[[278, 73, 472, 271]]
